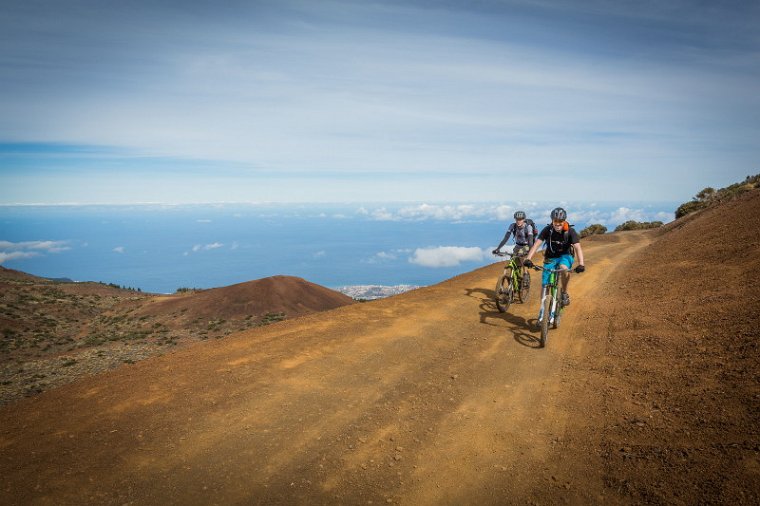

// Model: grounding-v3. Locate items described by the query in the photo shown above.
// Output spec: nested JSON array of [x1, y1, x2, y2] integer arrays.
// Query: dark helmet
[[550, 207, 567, 221], [514, 210, 526, 220]]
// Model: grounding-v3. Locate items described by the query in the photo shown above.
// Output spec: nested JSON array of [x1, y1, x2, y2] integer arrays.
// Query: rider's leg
[[558, 254, 574, 305], [515, 245, 530, 287], [513, 245, 527, 285], [541, 257, 558, 287]]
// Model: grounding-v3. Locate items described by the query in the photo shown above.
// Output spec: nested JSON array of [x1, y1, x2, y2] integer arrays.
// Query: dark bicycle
[[493, 251, 531, 313]]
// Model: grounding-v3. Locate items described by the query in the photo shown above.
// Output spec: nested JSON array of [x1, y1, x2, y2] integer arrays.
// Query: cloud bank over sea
[[358, 202, 672, 229], [0, 202, 676, 291]]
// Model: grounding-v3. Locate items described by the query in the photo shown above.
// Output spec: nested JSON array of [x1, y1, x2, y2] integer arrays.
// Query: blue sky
[[1, 0, 758, 204]]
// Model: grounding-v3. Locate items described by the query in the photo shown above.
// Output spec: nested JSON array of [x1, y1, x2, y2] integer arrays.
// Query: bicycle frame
[[534, 264, 574, 323], [530, 263, 579, 347], [493, 251, 532, 313], [537, 268, 563, 326], [495, 252, 527, 292]]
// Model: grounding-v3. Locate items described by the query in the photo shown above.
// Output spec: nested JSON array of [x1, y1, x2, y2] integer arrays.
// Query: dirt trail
[[0, 226, 750, 505]]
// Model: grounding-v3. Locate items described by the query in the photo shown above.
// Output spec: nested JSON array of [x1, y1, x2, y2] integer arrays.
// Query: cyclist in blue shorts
[[523, 207, 585, 306]]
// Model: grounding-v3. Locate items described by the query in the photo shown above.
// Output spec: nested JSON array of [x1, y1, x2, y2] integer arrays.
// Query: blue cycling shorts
[[542, 255, 574, 285]]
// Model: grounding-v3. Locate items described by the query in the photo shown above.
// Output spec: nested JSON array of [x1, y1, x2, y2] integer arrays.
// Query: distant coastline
[[336, 285, 420, 300]]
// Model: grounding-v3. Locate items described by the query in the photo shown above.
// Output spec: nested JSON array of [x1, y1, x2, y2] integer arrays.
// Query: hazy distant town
[[336, 285, 420, 300]]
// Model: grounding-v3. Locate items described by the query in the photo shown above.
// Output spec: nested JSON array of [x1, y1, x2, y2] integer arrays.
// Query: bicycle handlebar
[[494, 251, 529, 258], [531, 265, 574, 274]]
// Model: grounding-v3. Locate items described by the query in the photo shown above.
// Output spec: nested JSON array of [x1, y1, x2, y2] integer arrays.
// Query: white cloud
[[113, 246, 125, 253], [610, 207, 647, 224], [550, 205, 675, 229], [362, 250, 399, 264], [371, 208, 395, 221], [362, 248, 416, 264], [196, 219, 212, 223], [363, 203, 548, 222], [495, 205, 514, 221], [0, 240, 70, 264], [0, 251, 39, 263], [396, 204, 483, 221], [188, 242, 224, 254], [313, 250, 326, 258], [0, 240, 70, 253], [409, 246, 487, 268]]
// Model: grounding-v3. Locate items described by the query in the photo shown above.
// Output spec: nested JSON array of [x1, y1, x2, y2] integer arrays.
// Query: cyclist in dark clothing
[[523, 207, 585, 306], [493, 210, 535, 289]]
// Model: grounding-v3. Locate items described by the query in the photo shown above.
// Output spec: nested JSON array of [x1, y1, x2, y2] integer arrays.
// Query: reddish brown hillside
[[0, 265, 47, 283], [135, 275, 355, 320], [0, 266, 142, 297], [568, 188, 760, 503], [1, 273, 355, 406]]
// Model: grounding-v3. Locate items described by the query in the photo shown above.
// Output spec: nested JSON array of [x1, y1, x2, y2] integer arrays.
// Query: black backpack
[[526, 218, 538, 237], [511, 219, 538, 237]]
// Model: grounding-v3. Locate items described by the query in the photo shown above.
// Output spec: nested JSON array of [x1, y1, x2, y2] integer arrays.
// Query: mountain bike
[[493, 251, 531, 313], [531, 265, 572, 348]]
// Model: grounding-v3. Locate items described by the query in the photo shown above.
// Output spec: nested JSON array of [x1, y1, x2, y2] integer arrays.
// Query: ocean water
[[0, 202, 676, 293]]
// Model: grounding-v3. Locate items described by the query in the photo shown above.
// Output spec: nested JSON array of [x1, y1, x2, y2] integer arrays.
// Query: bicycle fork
[[537, 286, 558, 325]]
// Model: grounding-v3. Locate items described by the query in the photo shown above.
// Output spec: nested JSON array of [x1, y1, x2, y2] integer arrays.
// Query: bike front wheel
[[519, 270, 531, 303], [539, 295, 552, 348], [495, 271, 514, 313]]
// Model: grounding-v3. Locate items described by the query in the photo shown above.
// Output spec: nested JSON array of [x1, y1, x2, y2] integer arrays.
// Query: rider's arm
[[495, 226, 513, 251], [574, 242, 585, 266]]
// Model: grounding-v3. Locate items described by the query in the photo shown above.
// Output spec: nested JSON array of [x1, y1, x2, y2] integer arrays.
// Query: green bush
[[261, 312, 286, 325], [614, 220, 663, 232], [675, 200, 708, 219], [580, 224, 607, 238], [676, 173, 760, 219]]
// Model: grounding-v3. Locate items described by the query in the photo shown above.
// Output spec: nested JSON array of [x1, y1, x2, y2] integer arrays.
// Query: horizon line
[[0, 198, 682, 207]]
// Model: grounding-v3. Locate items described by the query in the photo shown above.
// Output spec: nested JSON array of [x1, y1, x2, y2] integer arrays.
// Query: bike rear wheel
[[519, 270, 531, 303], [539, 294, 551, 347], [495, 271, 514, 313]]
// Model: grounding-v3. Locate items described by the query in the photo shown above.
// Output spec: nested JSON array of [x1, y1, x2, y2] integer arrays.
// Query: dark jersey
[[538, 225, 580, 259]]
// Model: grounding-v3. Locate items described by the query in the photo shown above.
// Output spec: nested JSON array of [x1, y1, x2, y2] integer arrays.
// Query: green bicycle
[[494, 251, 531, 313], [531, 265, 578, 348]]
